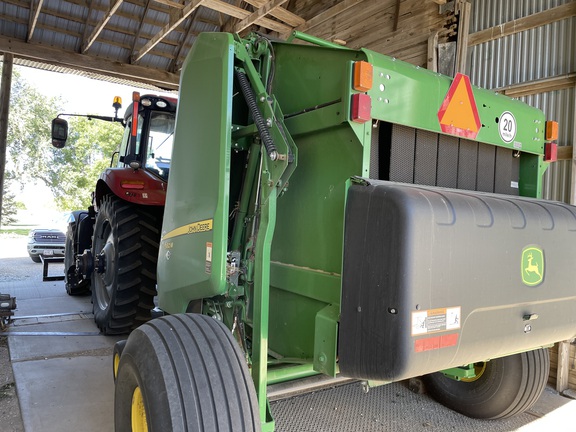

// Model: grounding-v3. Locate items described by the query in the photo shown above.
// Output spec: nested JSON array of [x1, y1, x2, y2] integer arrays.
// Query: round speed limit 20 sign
[[499, 111, 517, 143]]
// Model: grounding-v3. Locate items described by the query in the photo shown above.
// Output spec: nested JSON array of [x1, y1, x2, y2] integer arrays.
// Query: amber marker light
[[545, 121, 558, 141], [353, 61, 373, 92]]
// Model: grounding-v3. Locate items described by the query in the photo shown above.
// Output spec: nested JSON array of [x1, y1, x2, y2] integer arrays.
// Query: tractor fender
[[69, 210, 93, 256], [94, 167, 167, 210]]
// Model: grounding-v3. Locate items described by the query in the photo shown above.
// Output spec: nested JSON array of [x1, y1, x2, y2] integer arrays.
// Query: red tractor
[[52, 92, 177, 334]]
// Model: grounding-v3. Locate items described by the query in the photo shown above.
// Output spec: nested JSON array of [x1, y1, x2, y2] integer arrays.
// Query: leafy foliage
[[6, 69, 61, 181], [48, 116, 123, 209], [6, 68, 124, 211], [1, 173, 21, 226]]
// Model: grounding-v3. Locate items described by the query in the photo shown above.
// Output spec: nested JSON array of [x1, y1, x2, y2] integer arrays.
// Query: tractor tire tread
[[92, 195, 161, 334]]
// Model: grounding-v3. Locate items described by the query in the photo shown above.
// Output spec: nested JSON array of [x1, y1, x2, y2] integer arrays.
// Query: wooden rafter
[[131, 0, 152, 57], [82, 0, 124, 53], [0, 10, 183, 61], [27, 0, 44, 42], [0, 35, 179, 89], [154, 0, 304, 27], [297, 0, 363, 32], [14, 2, 191, 47], [203, 0, 292, 33], [468, 2, 576, 47], [234, 0, 290, 33], [132, 0, 206, 63], [494, 73, 576, 98], [135, 0, 295, 62], [221, 0, 244, 35], [81, 0, 97, 52], [243, 0, 304, 27], [169, 10, 198, 72], [151, 0, 185, 10]]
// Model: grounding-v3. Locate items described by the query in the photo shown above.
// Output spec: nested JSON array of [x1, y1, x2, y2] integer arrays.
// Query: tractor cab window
[[145, 112, 175, 180], [117, 114, 144, 167]]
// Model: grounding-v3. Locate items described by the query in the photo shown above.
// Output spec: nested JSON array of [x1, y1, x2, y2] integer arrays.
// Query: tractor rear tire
[[64, 220, 90, 296], [91, 194, 161, 334], [114, 314, 261, 432], [424, 348, 549, 419]]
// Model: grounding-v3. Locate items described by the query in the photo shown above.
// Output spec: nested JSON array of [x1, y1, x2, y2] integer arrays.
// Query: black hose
[[235, 70, 277, 161]]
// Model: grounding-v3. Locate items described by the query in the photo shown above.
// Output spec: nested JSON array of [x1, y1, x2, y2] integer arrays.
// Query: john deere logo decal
[[521, 246, 544, 286]]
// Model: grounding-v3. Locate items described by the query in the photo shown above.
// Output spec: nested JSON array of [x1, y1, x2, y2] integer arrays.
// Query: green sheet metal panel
[[362, 49, 546, 155], [266, 38, 551, 364], [266, 43, 366, 362], [157, 33, 234, 314]]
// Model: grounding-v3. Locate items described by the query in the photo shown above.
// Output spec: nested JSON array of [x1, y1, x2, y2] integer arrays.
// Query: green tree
[[6, 69, 62, 184], [6, 67, 124, 211], [50, 116, 123, 209], [1, 173, 22, 226]]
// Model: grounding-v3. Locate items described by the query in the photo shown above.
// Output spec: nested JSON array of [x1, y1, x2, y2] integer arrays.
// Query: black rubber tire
[[30, 255, 41, 263], [91, 194, 161, 335], [424, 348, 549, 419], [115, 314, 261, 432], [112, 339, 127, 383], [64, 221, 90, 296]]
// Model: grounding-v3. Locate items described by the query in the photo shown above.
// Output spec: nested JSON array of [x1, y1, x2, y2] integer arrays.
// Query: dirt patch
[[0, 336, 24, 431]]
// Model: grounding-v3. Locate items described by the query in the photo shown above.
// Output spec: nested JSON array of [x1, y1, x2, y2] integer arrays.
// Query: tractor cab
[[51, 92, 177, 182], [117, 94, 177, 181]]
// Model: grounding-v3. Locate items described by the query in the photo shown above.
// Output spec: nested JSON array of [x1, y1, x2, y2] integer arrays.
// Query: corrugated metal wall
[[468, 0, 575, 202]]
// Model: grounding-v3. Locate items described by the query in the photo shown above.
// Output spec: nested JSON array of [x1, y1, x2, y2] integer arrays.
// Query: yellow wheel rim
[[131, 386, 149, 432], [461, 362, 487, 383], [113, 353, 120, 380]]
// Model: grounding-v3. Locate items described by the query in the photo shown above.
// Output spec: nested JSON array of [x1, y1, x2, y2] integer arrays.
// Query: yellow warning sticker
[[162, 219, 213, 241]]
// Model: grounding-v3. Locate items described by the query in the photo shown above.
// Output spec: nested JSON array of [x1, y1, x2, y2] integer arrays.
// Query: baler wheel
[[91, 194, 161, 334], [424, 348, 549, 419], [64, 220, 90, 296], [114, 314, 261, 432], [112, 339, 127, 382]]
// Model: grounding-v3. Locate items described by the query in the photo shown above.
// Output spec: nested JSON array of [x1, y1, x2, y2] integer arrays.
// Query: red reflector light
[[544, 142, 557, 162], [121, 181, 145, 189], [351, 93, 371, 123], [545, 121, 558, 141], [353, 61, 373, 92]]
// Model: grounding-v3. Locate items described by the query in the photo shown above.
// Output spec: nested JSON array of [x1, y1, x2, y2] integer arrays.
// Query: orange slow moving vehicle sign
[[437, 73, 481, 139]]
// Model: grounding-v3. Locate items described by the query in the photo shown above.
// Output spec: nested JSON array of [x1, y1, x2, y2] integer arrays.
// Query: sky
[[17, 65, 174, 116], [10, 66, 176, 223]]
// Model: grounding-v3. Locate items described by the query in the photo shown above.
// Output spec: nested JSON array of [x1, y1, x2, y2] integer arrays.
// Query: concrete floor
[[2, 235, 576, 431]]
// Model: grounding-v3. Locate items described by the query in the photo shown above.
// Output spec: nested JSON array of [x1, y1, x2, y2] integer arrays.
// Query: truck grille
[[33, 232, 66, 244], [370, 123, 520, 196]]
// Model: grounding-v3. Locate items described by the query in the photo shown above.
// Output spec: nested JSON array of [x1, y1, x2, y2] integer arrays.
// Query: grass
[[0, 228, 30, 236]]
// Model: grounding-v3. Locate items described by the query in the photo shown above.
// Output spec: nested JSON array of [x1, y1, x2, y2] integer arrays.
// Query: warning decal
[[415, 333, 459, 353], [205, 242, 213, 274], [412, 306, 461, 336], [437, 73, 481, 139]]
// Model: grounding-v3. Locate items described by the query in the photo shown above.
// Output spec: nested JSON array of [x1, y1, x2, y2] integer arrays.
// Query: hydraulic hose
[[235, 70, 278, 161]]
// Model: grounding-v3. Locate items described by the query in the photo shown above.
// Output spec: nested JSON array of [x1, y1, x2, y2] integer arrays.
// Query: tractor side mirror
[[51, 118, 68, 148]]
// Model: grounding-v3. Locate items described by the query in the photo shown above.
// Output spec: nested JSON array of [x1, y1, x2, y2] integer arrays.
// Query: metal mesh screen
[[372, 123, 520, 196]]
